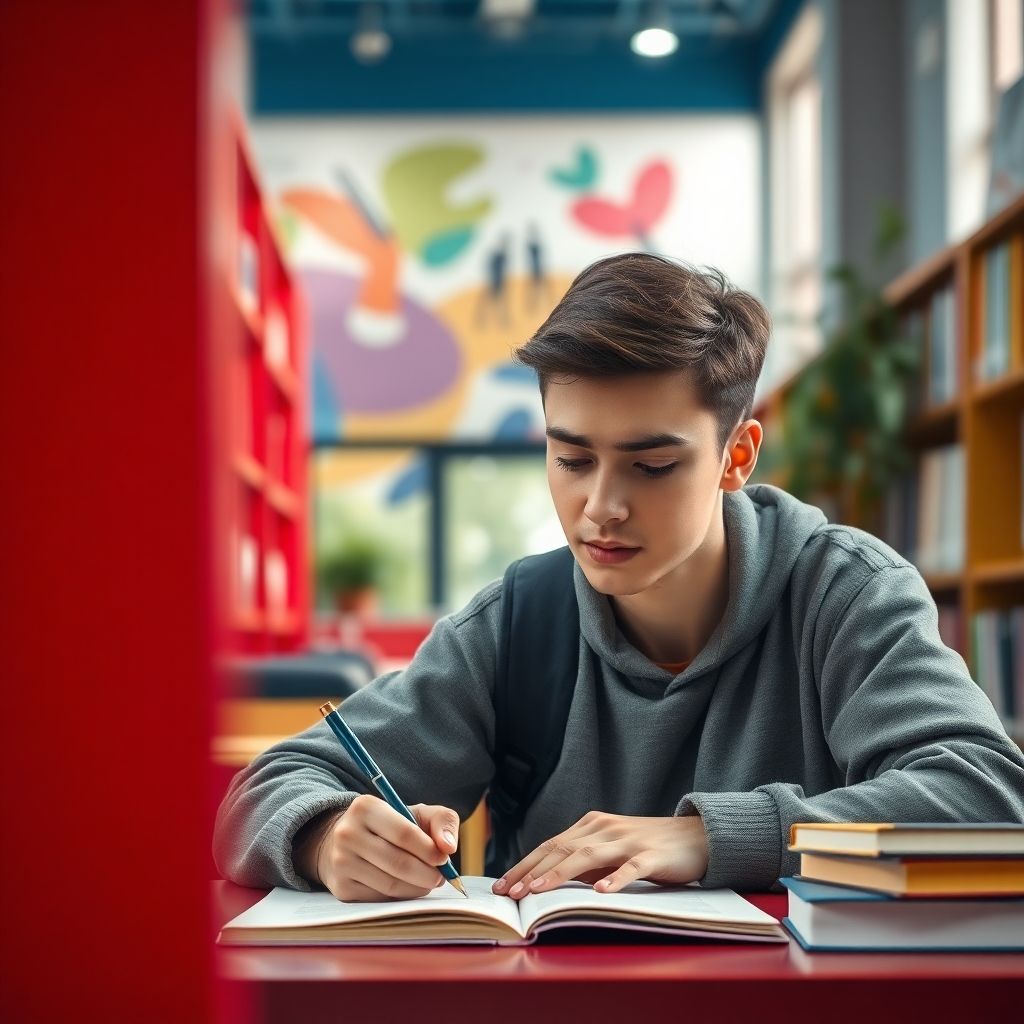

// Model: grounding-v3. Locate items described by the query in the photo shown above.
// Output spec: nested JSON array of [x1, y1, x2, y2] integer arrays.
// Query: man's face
[[544, 372, 729, 597]]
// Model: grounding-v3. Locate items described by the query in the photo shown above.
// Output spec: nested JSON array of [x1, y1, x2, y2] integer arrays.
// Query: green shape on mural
[[421, 225, 476, 266], [382, 143, 492, 265], [274, 207, 301, 251], [549, 145, 598, 191]]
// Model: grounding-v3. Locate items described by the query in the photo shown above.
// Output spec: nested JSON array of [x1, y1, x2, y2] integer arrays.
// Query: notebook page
[[517, 880, 778, 935], [223, 876, 524, 936]]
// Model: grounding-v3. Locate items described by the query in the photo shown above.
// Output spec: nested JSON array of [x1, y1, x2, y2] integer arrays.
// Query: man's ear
[[720, 419, 763, 492]]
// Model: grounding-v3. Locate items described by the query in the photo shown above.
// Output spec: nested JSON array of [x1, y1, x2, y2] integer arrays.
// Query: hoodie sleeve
[[213, 584, 500, 890], [678, 563, 1024, 891]]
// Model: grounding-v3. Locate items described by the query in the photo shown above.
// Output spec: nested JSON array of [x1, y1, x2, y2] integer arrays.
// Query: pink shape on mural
[[571, 160, 673, 242]]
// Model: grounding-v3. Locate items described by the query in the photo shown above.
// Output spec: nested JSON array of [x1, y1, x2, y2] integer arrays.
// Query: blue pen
[[318, 701, 468, 897]]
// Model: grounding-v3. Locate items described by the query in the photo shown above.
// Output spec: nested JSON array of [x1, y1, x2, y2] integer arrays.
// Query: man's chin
[[578, 562, 649, 597]]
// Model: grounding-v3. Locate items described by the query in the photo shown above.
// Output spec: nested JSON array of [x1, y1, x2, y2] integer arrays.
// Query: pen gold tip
[[451, 878, 468, 897], [318, 701, 336, 718]]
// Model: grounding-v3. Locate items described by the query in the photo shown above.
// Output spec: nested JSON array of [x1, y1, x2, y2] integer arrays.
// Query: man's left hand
[[491, 812, 709, 898]]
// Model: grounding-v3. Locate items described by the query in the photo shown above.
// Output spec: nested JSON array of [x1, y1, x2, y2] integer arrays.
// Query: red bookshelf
[[228, 118, 309, 654]]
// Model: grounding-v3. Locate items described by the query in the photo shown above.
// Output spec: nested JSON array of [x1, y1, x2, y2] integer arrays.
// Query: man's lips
[[582, 540, 642, 565], [583, 540, 639, 550]]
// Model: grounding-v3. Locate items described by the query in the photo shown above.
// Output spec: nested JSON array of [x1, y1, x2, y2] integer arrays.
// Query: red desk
[[215, 882, 1023, 1023]]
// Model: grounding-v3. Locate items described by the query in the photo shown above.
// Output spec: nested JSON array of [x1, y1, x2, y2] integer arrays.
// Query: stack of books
[[781, 823, 1024, 951]]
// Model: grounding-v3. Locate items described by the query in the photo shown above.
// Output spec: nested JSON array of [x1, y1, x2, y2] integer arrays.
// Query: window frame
[[312, 439, 548, 613]]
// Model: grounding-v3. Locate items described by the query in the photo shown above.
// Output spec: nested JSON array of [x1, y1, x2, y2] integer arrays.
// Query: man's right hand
[[298, 795, 461, 902]]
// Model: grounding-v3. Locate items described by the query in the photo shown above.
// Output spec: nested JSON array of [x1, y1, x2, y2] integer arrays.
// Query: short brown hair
[[514, 253, 770, 447]]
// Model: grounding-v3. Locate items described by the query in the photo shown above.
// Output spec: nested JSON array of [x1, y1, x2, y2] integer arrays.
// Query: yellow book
[[799, 852, 1024, 896], [788, 822, 1024, 857]]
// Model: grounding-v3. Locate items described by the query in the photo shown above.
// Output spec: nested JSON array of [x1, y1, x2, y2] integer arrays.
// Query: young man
[[215, 254, 1024, 902]]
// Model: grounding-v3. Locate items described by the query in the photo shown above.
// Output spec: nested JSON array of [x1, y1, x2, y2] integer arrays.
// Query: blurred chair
[[224, 648, 377, 698], [213, 648, 376, 774]]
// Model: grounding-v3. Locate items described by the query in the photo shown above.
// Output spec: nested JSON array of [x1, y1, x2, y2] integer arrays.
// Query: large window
[[947, 0, 1024, 240], [443, 454, 565, 611], [767, 3, 824, 388], [313, 445, 563, 616], [991, 0, 1024, 93], [313, 448, 431, 615]]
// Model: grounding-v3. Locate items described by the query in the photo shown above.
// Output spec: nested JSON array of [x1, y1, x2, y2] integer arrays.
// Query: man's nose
[[583, 472, 628, 525]]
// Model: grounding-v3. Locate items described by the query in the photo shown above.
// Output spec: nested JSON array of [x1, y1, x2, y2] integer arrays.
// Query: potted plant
[[317, 533, 388, 616], [772, 207, 922, 526]]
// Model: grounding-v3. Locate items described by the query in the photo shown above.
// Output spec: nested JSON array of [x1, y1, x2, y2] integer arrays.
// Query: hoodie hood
[[574, 484, 827, 685]]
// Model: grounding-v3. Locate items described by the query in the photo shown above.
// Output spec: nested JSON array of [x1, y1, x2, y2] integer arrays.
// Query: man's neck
[[610, 500, 729, 666]]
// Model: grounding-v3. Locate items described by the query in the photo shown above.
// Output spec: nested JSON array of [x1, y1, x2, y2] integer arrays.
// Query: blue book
[[780, 877, 1024, 952]]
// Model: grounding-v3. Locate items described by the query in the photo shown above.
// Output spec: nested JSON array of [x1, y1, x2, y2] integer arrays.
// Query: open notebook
[[219, 876, 786, 946]]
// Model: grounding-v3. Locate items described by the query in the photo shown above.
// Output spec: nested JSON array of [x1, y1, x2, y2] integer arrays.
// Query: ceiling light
[[630, 26, 679, 58], [351, 5, 391, 64], [480, 0, 534, 41]]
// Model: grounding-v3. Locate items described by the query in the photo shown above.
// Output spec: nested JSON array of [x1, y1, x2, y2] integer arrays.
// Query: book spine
[[997, 610, 1016, 722], [1013, 606, 1024, 732]]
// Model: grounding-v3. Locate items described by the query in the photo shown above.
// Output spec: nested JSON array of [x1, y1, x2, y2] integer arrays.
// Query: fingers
[[592, 856, 648, 893], [503, 840, 626, 898], [411, 803, 460, 862], [493, 812, 609, 896], [356, 796, 450, 865], [362, 830, 447, 890], [319, 795, 456, 902], [346, 851, 442, 902]]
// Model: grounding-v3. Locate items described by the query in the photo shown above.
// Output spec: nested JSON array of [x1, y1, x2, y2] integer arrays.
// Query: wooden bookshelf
[[755, 194, 1024, 741], [226, 115, 310, 655]]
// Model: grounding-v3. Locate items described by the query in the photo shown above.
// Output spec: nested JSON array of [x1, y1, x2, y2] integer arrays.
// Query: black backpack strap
[[486, 545, 579, 877]]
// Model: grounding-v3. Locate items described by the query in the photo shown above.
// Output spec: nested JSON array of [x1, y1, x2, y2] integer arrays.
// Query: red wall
[[0, 1, 216, 1019]]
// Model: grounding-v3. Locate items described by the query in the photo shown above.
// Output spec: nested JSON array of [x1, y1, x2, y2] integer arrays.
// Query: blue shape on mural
[[492, 363, 538, 386], [312, 349, 343, 442], [494, 408, 534, 441], [421, 225, 476, 266], [387, 456, 429, 505], [549, 146, 598, 191]]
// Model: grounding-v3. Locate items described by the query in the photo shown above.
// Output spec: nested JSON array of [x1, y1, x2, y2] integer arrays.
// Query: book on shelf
[[788, 822, 1024, 857], [238, 230, 260, 314], [796, 850, 1024, 897], [780, 877, 1024, 951], [972, 606, 1023, 724], [218, 878, 786, 946], [903, 308, 926, 416], [978, 241, 1012, 382], [264, 549, 289, 616], [236, 532, 259, 613], [915, 445, 964, 575], [927, 285, 958, 405], [881, 471, 919, 566], [936, 602, 963, 653], [264, 305, 289, 369], [881, 451, 965, 579]]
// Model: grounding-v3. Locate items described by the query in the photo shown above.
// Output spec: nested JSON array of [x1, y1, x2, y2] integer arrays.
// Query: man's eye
[[636, 463, 678, 478], [554, 456, 589, 472]]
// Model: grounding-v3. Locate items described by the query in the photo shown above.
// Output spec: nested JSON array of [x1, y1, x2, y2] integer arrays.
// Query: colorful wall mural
[[252, 116, 761, 583], [252, 116, 762, 449]]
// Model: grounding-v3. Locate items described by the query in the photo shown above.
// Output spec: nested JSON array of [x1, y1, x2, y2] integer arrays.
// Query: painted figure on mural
[[476, 232, 512, 327]]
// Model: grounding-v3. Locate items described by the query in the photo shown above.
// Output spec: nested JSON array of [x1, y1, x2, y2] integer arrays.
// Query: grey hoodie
[[214, 485, 1024, 891]]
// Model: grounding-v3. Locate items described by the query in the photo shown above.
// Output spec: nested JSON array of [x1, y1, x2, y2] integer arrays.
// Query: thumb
[[412, 804, 460, 857]]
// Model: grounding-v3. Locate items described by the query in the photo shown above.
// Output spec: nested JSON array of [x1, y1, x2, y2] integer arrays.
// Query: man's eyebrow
[[545, 427, 691, 452]]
